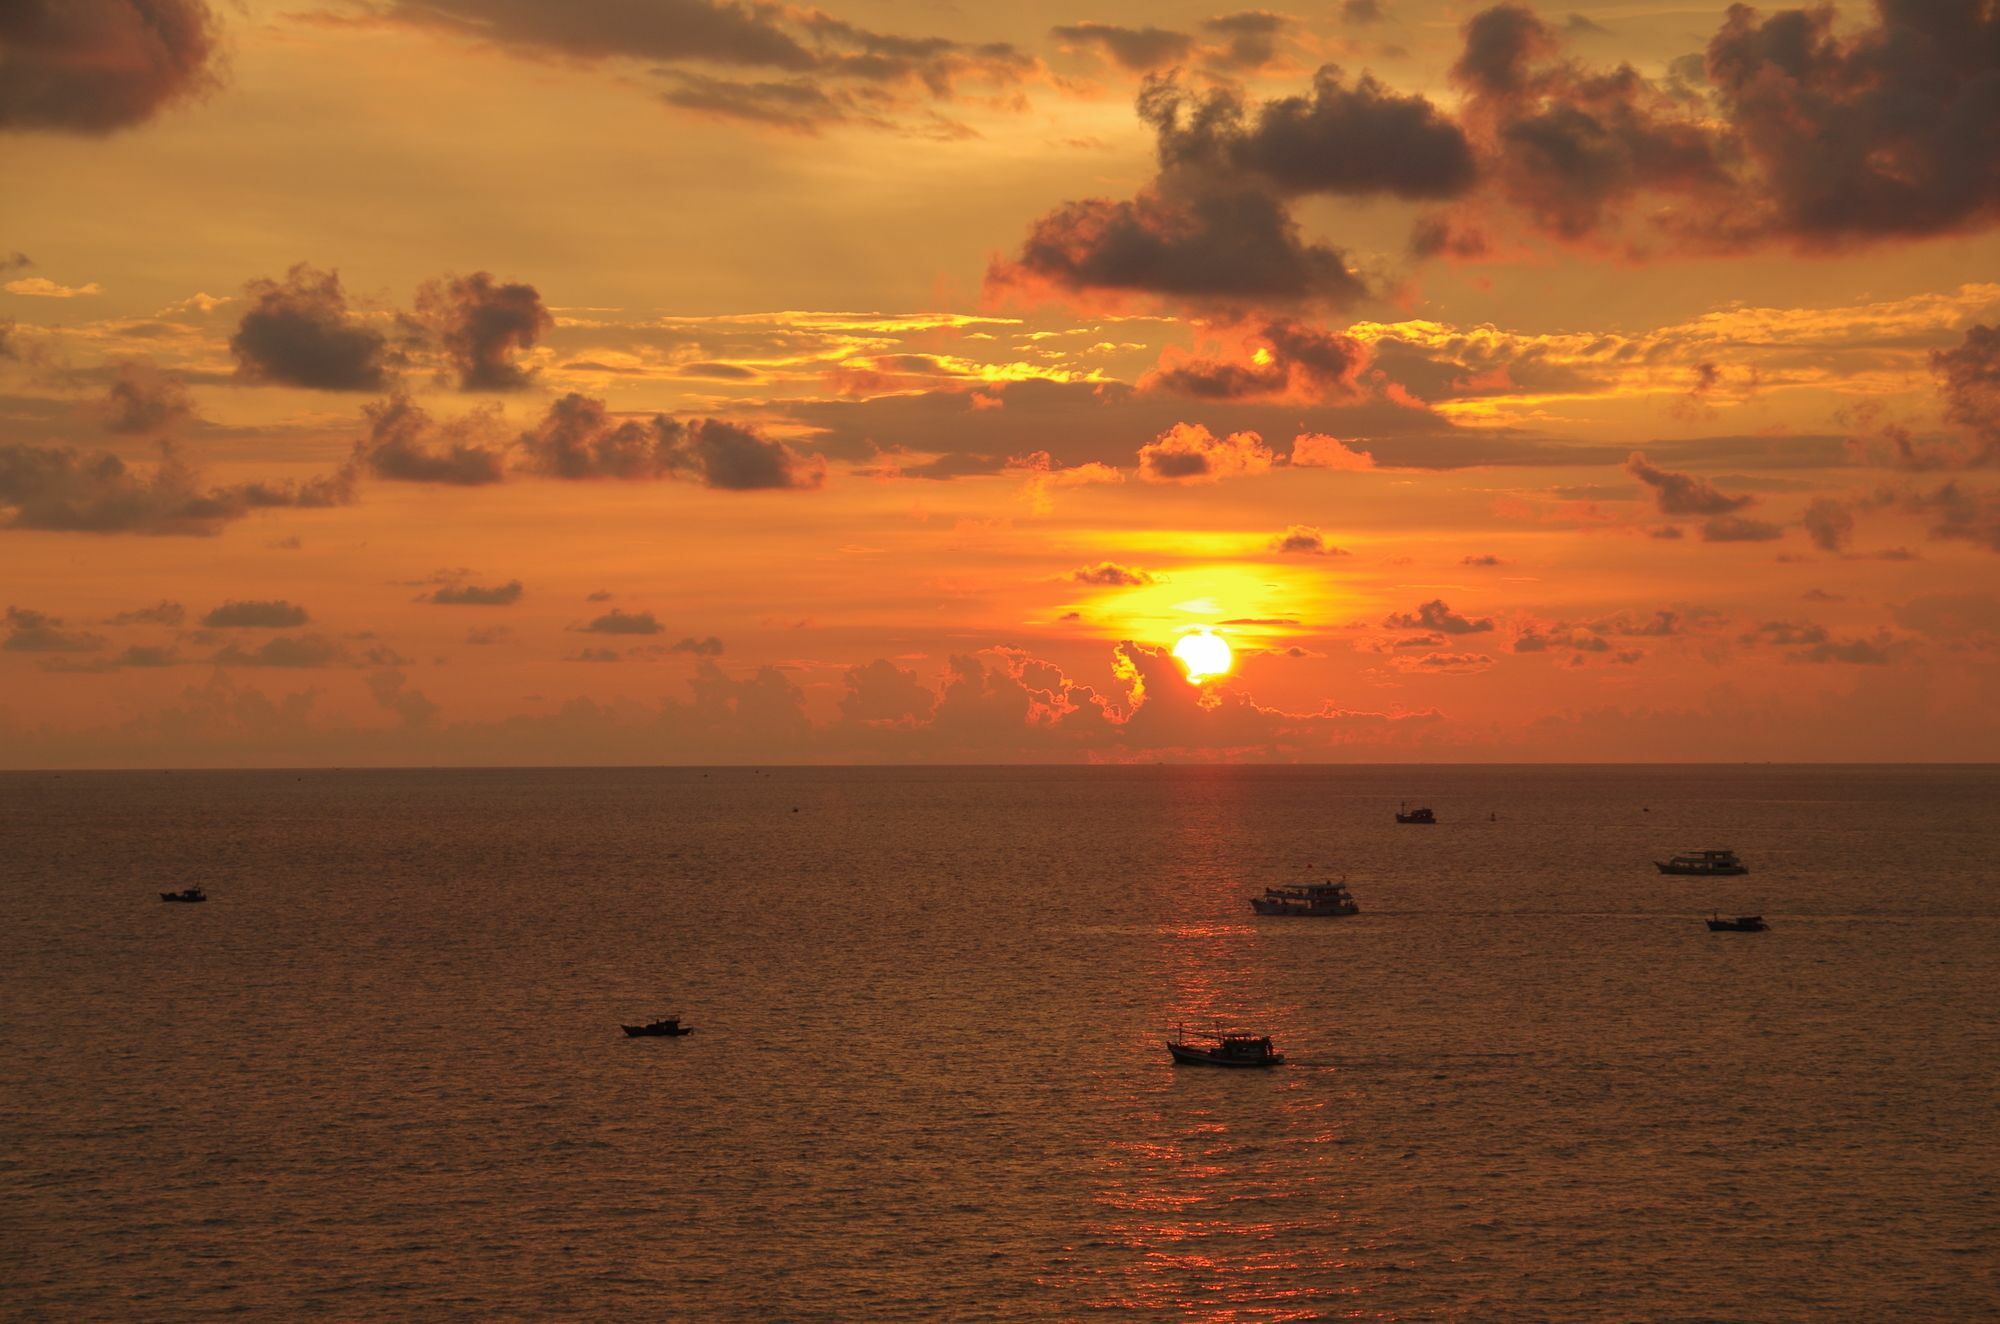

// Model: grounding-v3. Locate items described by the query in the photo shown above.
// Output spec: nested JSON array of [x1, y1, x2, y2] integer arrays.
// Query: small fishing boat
[[1166, 1027, 1285, 1068], [1251, 879, 1359, 916], [622, 1015, 693, 1038], [1395, 803, 1436, 824], [1705, 913, 1768, 932], [1656, 849, 1748, 876], [159, 887, 206, 903]]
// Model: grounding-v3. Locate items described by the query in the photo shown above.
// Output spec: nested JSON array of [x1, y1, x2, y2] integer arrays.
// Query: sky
[[3, 0, 1998, 766]]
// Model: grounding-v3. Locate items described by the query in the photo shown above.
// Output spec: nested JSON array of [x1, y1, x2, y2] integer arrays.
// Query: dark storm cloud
[[516, 393, 823, 490], [582, 609, 664, 635], [4, 606, 106, 653], [1072, 562, 1155, 586], [1050, 22, 1195, 71], [101, 361, 196, 434], [426, 580, 523, 606], [1625, 451, 1754, 516], [1384, 599, 1494, 634], [0, 441, 354, 535], [201, 600, 308, 629], [1201, 12, 1291, 70], [0, 0, 221, 134], [231, 265, 394, 392], [414, 272, 551, 392], [355, 395, 507, 486], [1803, 497, 1855, 552]]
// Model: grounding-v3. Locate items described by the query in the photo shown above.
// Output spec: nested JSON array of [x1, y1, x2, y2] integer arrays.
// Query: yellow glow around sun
[[1172, 630, 1233, 683]]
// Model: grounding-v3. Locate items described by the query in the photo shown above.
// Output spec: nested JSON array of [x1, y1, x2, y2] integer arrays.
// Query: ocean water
[[2, 765, 1996, 1321]]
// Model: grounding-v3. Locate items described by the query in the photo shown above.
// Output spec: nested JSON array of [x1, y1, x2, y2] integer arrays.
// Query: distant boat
[[1656, 850, 1748, 876], [1395, 803, 1436, 824], [1251, 879, 1359, 917], [1166, 1027, 1285, 1068], [1705, 913, 1768, 932], [622, 1015, 693, 1038], [159, 887, 206, 903]]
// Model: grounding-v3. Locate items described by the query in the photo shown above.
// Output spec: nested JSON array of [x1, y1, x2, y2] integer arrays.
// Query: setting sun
[[1172, 630, 1234, 684]]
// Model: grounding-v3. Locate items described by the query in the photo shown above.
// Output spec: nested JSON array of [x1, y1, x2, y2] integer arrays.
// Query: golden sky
[[3, 0, 1998, 764]]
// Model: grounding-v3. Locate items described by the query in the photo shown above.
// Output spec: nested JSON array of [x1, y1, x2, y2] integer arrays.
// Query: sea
[[2, 765, 1996, 1321]]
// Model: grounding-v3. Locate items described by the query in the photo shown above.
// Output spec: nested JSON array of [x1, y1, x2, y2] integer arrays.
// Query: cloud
[[1802, 497, 1854, 553], [1050, 22, 1194, 71], [1072, 562, 1154, 586], [670, 635, 725, 657], [1271, 525, 1347, 555], [1137, 422, 1274, 482], [108, 600, 183, 626], [1394, 650, 1495, 673], [210, 633, 349, 668], [1385, 598, 1494, 633], [1701, 515, 1785, 542], [231, 264, 394, 392], [426, 580, 523, 606], [1343, 0, 1385, 23], [366, 668, 439, 729], [0, 441, 355, 535], [582, 609, 663, 635], [1625, 451, 1754, 516], [1289, 433, 1376, 470], [0, 0, 221, 134], [838, 657, 937, 725], [414, 271, 551, 392], [516, 393, 824, 489], [101, 361, 196, 434], [1461, 553, 1506, 566], [200, 599, 309, 628], [1905, 481, 2000, 552], [1514, 627, 1610, 654], [4, 277, 102, 298], [1792, 635, 1896, 665], [1142, 318, 1369, 402], [1930, 324, 2000, 467], [4, 605, 106, 652], [571, 647, 622, 662], [355, 395, 507, 486]]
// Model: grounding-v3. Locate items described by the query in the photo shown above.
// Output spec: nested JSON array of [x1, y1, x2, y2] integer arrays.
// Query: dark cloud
[[1702, 515, 1785, 542], [427, 580, 523, 606], [1651, 525, 1684, 539], [1929, 324, 2000, 466], [231, 264, 393, 392], [1461, 553, 1506, 566], [414, 272, 550, 392], [839, 658, 936, 725], [210, 633, 348, 668], [1050, 22, 1194, 71], [1384, 598, 1494, 633], [367, 669, 440, 729], [1515, 626, 1611, 654], [571, 647, 622, 662], [670, 635, 724, 657], [1271, 525, 1347, 555], [201, 599, 309, 628], [1142, 317, 1368, 401], [356, 395, 507, 486], [4, 606, 106, 652], [1201, 11, 1291, 70], [516, 393, 824, 490], [1626, 451, 1754, 516], [1792, 635, 1896, 665], [0, 0, 221, 134], [0, 441, 354, 535], [379, 0, 818, 70], [1803, 497, 1855, 552], [658, 73, 852, 132], [101, 361, 196, 434], [1072, 562, 1155, 586], [1342, 0, 1385, 25], [583, 609, 663, 635], [109, 600, 183, 626], [1905, 481, 2000, 552]]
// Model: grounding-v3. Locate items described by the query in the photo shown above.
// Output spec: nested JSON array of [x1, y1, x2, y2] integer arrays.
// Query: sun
[[1172, 630, 1233, 683]]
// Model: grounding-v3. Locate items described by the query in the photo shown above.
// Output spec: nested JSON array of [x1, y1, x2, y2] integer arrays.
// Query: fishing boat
[[1705, 913, 1768, 932], [1656, 849, 1748, 876], [1251, 879, 1359, 916], [159, 886, 206, 903], [622, 1015, 693, 1038], [1166, 1027, 1284, 1068], [1395, 803, 1436, 824]]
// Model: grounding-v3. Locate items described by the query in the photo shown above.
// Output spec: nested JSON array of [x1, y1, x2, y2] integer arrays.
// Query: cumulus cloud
[[4, 606, 106, 652], [1384, 598, 1494, 633], [200, 599, 309, 628], [582, 609, 663, 635], [516, 393, 824, 490], [1905, 481, 2000, 552], [1050, 22, 1194, 71], [1289, 433, 1376, 470], [0, 441, 354, 535], [0, 0, 222, 135], [414, 271, 551, 392], [1930, 324, 2000, 467], [101, 361, 197, 434], [1072, 562, 1155, 586], [1802, 497, 1855, 553], [1142, 319, 1369, 402], [426, 580, 523, 606], [670, 635, 724, 657], [231, 265, 394, 392], [1271, 525, 1347, 555], [1137, 422, 1275, 482], [838, 658, 937, 726], [108, 600, 184, 626], [355, 395, 507, 486], [1626, 451, 1754, 516]]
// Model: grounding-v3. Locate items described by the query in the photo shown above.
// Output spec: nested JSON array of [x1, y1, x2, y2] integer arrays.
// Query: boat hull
[[1656, 863, 1748, 876], [159, 893, 205, 902], [1249, 900, 1357, 916], [622, 1025, 693, 1037], [1166, 1041, 1284, 1068], [1705, 918, 1767, 932]]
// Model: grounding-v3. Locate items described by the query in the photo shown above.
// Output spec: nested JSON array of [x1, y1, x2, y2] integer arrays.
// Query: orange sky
[[4, 0, 1998, 765]]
